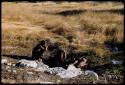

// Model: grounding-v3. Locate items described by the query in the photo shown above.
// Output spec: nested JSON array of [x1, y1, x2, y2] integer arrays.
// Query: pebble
[[84, 70, 99, 81], [40, 81, 53, 84], [8, 69, 11, 72], [17, 59, 38, 68], [13, 70, 16, 73], [111, 59, 123, 65], [12, 64, 15, 66], [57, 80, 61, 83], [7, 63, 12, 66], [1, 59, 7, 64], [6, 66, 10, 69], [27, 72, 33, 75], [108, 75, 112, 79]]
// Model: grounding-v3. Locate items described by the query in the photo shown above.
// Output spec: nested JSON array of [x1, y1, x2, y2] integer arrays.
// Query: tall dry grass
[[2, 2, 124, 61]]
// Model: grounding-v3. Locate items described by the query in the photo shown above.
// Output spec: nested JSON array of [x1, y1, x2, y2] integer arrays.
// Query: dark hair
[[40, 40, 46, 45]]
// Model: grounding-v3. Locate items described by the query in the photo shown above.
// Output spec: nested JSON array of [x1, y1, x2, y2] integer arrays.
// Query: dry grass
[[2, 1, 124, 55]]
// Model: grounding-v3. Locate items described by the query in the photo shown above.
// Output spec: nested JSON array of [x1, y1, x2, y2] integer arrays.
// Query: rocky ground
[[1, 56, 124, 84]]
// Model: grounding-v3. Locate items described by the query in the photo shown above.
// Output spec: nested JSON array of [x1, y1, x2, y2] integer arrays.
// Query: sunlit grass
[[2, 1, 124, 70]]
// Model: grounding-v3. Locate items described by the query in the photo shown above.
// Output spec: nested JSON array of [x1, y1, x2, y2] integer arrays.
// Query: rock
[[36, 60, 49, 68], [8, 69, 11, 72], [57, 65, 83, 78], [1, 59, 7, 64], [7, 62, 12, 66], [27, 72, 33, 75], [39, 64, 84, 78], [35, 67, 48, 72], [84, 70, 99, 81], [57, 80, 61, 83], [45, 67, 65, 74], [40, 81, 53, 84], [13, 70, 16, 73], [67, 64, 81, 71], [17, 59, 37, 68], [12, 64, 15, 66], [114, 47, 119, 52], [111, 59, 123, 65], [6, 66, 10, 69], [107, 75, 112, 79], [35, 61, 49, 72]]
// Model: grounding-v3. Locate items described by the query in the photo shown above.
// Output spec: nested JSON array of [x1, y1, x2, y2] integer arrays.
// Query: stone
[[1, 59, 7, 64], [8, 69, 11, 72], [67, 64, 80, 71], [84, 70, 99, 81], [35, 61, 49, 72], [17, 59, 38, 68], [40, 81, 53, 84], [57, 80, 61, 83], [114, 47, 118, 52], [12, 64, 15, 67], [6, 66, 10, 69], [7, 63, 12, 66], [57, 65, 83, 78], [108, 75, 112, 79], [45, 67, 65, 74], [111, 59, 123, 65], [27, 72, 33, 75], [13, 70, 16, 73]]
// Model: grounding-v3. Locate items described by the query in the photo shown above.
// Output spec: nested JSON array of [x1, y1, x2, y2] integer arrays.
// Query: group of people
[[31, 40, 87, 70]]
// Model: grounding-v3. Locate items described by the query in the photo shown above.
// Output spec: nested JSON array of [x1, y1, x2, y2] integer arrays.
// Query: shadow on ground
[[44, 8, 124, 16], [1, 54, 31, 60]]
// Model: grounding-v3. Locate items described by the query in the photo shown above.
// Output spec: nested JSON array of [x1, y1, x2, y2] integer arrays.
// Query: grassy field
[[1, 1, 124, 84]]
